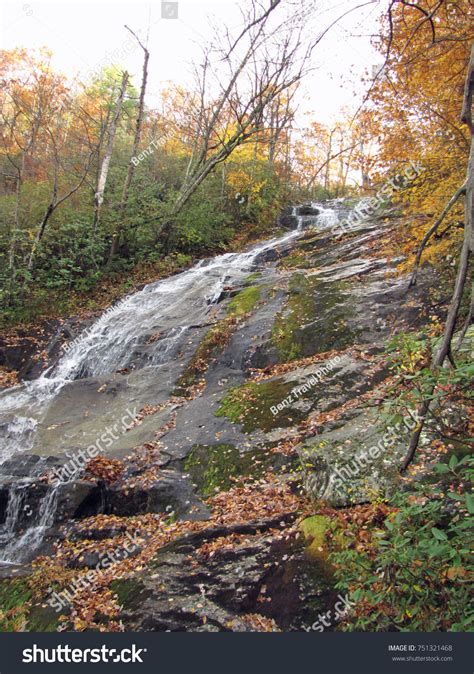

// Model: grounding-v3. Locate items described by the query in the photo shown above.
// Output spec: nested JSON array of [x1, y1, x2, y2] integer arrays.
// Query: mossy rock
[[175, 286, 263, 395], [244, 272, 262, 285], [0, 578, 32, 631], [174, 318, 237, 394], [227, 286, 261, 317], [215, 379, 307, 433], [110, 578, 151, 611], [278, 252, 313, 270], [272, 273, 357, 361], [27, 603, 62, 632], [183, 443, 277, 496], [299, 515, 346, 576], [300, 515, 332, 561], [0, 576, 60, 632]]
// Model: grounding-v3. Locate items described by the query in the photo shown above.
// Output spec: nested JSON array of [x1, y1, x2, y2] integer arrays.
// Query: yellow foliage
[[369, 0, 473, 271]]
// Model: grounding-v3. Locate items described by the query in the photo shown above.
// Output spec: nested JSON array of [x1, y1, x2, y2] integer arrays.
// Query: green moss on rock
[[215, 379, 306, 432], [175, 285, 263, 395], [110, 578, 150, 610], [183, 443, 274, 496], [0, 577, 60, 632], [174, 318, 237, 394], [279, 251, 312, 270], [227, 286, 261, 316], [272, 273, 357, 362], [300, 515, 332, 560], [244, 272, 262, 284]]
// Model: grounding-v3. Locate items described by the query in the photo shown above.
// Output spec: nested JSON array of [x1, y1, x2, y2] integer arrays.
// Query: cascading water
[[0, 416, 38, 465], [0, 203, 341, 563], [312, 203, 340, 228], [0, 484, 58, 563]]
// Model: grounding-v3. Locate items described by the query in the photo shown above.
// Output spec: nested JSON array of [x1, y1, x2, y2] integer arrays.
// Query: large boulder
[[297, 204, 320, 216], [114, 513, 332, 632]]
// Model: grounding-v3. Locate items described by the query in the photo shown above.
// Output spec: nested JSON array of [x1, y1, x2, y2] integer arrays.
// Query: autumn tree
[[108, 26, 150, 263], [0, 49, 62, 274], [369, 0, 473, 271], [366, 0, 473, 469], [154, 0, 323, 246]]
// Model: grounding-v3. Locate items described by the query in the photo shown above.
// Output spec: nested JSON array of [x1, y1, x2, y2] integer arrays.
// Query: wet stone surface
[[0, 204, 445, 630]]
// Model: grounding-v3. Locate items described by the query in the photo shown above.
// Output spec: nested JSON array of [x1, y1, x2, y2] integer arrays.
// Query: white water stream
[[0, 204, 341, 562]]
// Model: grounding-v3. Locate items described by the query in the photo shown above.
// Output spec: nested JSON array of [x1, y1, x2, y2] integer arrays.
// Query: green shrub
[[330, 455, 474, 631]]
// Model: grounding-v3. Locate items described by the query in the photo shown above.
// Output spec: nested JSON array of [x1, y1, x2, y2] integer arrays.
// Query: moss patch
[[227, 286, 261, 317], [215, 379, 307, 433], [174, 285, 263, 395], [244, 272, 262, 284], [0, 578, 32, 631], [109, 578, 151, 611], [297, 516, 336, 596], [300, 515, 332, 561], [278, 251, 312, 270], [174, 318, 237, 395], [27, 603, 62, 632], [0, 576, 60, 632], [183, 443, 277, 496], [272, 273, 357, 362]]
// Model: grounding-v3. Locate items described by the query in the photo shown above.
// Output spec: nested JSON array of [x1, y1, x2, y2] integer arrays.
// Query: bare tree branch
[[409, 182, 466, 287]]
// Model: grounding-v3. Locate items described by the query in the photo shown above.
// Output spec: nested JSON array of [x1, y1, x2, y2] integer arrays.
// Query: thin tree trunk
[[108, 29, 149, 263], [93, 70, 129, 234], [409, 183, 466, 287], [455, 281, 473, 352], [401, 42, 474, 472], [8, 161, 23, 271], [8, 109, 42, 272], [27, 151, 94, 271], [324, 131, 333, 191], [27, 205, 55, 271]]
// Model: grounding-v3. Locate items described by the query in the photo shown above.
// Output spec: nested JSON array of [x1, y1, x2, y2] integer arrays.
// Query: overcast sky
[[1, 0, 385, 126]]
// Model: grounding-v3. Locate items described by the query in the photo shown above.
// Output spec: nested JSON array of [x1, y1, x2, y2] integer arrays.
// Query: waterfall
[[0, 206, 341, 465], [0, 202, 342, 563], [314, 206, 339, 228], [0, 483, 59, 564], [0, 416, 38, 465], [0, 227, 305, 464], [0, 484, 26, 549]]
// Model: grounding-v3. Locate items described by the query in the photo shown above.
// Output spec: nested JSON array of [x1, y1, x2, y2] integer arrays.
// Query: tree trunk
[[8, 161, 23, 272], [26, 152, 94, 272], [93, 70, 129, 233], [108, 29, 149, 264], [401, 42, 474, 472], [27, 204, 55, 271]]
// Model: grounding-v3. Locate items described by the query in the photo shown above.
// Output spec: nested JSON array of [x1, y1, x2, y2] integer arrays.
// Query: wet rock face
[[275, 274, 358, 360], [297, 204, 320, 216], [278, 214, 299, 230], [0, 322, 61, 377], [0, 203, 448, 631], [104, 471, 211, 521], [0, 472, 211, 568], [1, 212, 441, 527], [0, 316, 100, 383], [115, 515, 331, 632], [0, 464, 209, 535]]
